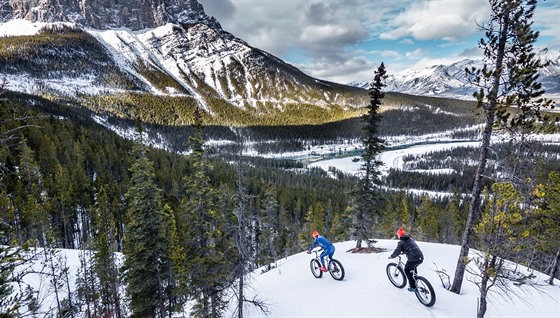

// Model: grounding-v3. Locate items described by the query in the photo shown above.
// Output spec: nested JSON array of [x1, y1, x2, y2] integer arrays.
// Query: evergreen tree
[[122, 121, 171, 318], [473, 182, 537, 318], [306, 203, 326, 236], [178, 107, 230, 317], [258, 182, 280, 270], [329, 205, 353, 242], [451, 0, 555, 294], [417, 194, 441, 242], [351, 63, 387, 248], [92, 186, 122, 317], [530, 171, 560, 285], [231, 159, 269, 317], [14, 138, 49, 246], [447, 193, 467, 244], [0, 244, 29, 317], [380, 191, 411, 237]]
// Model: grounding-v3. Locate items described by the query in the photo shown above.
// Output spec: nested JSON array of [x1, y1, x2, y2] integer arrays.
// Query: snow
[[307, 141, 482, 177], [224, 240, 560, 317], [13, 240, 559, 317], [0, 19, 68, 36], [307, 132, 560, 178]]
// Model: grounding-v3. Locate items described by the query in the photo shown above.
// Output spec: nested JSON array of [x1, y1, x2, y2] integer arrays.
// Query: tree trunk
[[238, 257, 244, 318], [477, 255, 494, 318], [548, 249, 560, 285], [450, 8, 510, 294], [450, 108, 494, 294]]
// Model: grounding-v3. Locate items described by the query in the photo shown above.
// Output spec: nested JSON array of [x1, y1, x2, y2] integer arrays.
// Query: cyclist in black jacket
[[388, 227, 424, 291]]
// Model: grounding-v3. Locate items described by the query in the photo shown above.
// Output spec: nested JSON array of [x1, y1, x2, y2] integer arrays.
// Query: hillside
[[13, 240, 560, 317], [0, 16, 368, 126], [225, 240, 560, 317]]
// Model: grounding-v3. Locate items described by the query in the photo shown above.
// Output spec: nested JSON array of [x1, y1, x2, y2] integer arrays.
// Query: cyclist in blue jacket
[[307, 230, 335, 272]]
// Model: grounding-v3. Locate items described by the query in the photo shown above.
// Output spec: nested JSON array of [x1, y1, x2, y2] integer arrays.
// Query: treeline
[[83, 93, 483, 156], [0, 26, 139, 91], [2, 93, 558, 316], [385, 143, 560, 193]]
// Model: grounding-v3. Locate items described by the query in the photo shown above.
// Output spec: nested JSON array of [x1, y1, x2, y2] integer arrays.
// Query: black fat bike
[[386, 255, 436, 307]]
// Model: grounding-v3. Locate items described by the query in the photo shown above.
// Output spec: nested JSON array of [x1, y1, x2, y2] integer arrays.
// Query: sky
[[200, 0, 560, 84]]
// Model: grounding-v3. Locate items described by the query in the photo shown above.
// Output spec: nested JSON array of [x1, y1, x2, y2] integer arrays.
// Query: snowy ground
[[13, 240, 559, 317], [225, 240, 560, 317]]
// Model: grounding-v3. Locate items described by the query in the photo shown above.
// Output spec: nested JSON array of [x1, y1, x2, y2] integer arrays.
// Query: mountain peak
[[1, 0, 221, 30]]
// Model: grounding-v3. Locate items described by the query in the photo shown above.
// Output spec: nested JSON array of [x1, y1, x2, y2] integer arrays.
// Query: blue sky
[[200, 0, 560, 84]]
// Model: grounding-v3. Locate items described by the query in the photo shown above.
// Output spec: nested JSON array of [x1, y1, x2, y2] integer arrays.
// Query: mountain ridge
[[351, 51, 560, 99], [0, 0, 221, 31]]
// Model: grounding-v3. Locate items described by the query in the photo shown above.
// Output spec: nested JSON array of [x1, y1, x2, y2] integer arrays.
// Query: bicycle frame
[[312, 249, 331, 266], [309, 248, 345, 281], [396, 255, 418, 281], [386, 255, 436, 307]]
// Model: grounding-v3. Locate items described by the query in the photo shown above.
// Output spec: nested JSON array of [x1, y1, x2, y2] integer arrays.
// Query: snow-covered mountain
[[0, 0, 221, 31], [358, 50, 560, 99], [0, 0, 367, 117]]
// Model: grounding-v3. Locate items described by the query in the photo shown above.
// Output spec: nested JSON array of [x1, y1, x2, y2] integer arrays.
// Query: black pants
[[405, 259, 423, 288]]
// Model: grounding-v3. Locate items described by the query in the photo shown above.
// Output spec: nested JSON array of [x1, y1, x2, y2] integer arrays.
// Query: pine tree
[[451, 0, 555, 294], [530, 171, 560, 285], [473, 182, 536, 318], [122, 121, 171, 318], [380, 191, 411, 237], [231, 159, 269, 317], [329, 205, 353, 242], [14, 138, 49, 246], [0, 244, 26, 317], [351, 63, 387, 248], [92, 186, 122, 317], [258, 182, 280, 270], [417, 194, 441, 242], [177, 107, 230, 317]]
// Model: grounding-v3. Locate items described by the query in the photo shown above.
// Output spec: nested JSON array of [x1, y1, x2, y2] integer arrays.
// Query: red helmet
[[312, 230, 319, 238]]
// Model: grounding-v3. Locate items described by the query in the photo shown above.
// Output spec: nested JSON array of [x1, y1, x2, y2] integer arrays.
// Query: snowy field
[[13, 240, 559, 317], [225, 240, 560, 317]]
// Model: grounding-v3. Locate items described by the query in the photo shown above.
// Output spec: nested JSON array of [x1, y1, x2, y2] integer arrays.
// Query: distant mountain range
[[351, 50, 560, 99]]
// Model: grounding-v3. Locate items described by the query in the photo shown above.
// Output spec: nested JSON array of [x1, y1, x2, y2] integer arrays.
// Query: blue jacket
[[309, 235, 333, 251]]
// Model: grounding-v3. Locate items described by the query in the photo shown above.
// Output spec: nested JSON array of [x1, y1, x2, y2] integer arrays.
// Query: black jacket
[[390, 234, 424, 261]]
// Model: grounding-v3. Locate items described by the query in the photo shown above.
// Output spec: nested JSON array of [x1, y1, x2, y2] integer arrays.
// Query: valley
[[1, 1, 559, 317]]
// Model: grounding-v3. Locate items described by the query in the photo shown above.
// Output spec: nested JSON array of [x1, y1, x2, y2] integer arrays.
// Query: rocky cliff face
[[1, 0, 221, 30]]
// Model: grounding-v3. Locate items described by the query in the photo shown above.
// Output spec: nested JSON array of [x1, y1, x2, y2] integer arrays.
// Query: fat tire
[[310, 259, 323, 278], [414, 276, 436, 307], [328, 259, 345, 281], [386, 263, 407, 288]]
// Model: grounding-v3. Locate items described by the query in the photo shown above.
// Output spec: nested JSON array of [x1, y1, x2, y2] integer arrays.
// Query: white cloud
[[297, 56, 376, 84], [405, 48, 426, 59], [200, 0, 556, 84], [380, 0, 490, 41], [370, 50, 401, 59], [534, 4, 560, 49]]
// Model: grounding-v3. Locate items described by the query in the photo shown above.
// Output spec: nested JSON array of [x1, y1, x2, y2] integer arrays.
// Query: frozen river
[[307, 141, 482, 176]]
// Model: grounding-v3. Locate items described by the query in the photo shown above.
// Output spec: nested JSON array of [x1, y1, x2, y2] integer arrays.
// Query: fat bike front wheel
[[386, 263, 406, 288], [310, 259, 323, 278]]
